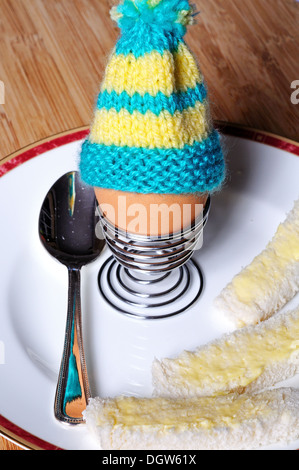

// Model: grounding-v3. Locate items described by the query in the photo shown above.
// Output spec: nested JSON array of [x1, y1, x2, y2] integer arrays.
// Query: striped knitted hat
[[79, 0, 225, 194]]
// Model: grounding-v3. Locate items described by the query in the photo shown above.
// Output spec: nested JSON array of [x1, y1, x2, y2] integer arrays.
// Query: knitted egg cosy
[[79, 0, 225, 195]]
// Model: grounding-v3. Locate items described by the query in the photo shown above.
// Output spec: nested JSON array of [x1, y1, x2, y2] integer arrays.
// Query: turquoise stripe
[[115, 26, 182, 57], [63, 290, 82, 414], [79, 130, 225, 194], [97, 82, 207, 116]]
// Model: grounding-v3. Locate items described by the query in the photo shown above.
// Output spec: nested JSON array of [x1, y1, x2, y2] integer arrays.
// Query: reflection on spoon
[[39, 171, 105, 424]]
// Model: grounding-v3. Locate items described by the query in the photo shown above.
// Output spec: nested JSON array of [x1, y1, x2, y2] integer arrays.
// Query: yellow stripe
[[89, 101, 210, 149], [101, 43, 203, 97], [174, 42, 202, 92]]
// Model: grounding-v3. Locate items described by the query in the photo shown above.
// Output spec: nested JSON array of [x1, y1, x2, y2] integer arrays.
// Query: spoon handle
[[54, 267, 91, 424]]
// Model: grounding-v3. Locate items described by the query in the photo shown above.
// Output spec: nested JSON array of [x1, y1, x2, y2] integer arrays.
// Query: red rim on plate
[[0, 123, 298, 451]]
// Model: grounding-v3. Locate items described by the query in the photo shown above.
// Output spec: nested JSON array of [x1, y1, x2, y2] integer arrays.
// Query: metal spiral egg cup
[[98, 196, 211, 320]]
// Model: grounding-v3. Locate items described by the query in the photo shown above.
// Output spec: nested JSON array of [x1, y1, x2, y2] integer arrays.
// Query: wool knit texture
[[79, 0, 225, 194]]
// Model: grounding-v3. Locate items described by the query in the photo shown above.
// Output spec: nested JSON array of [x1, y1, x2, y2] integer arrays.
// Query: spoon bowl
[[39, 171, 105, 424]]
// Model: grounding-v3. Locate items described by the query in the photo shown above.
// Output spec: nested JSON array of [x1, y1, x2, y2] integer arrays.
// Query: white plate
[[0, 126, 298, 450]]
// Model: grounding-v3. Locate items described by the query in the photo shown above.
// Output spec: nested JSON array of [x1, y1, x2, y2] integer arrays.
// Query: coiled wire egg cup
[[97, 196, 211, 320]]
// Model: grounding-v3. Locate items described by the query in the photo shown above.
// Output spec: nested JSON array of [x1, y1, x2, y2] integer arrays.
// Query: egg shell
[[95, 187, 208, 236]]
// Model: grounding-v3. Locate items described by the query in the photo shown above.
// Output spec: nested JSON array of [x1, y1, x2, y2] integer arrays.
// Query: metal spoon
[[39, 171, 105, 424]]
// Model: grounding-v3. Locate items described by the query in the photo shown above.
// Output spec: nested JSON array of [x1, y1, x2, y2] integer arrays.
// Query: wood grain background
[[0, 0, 298, 450]]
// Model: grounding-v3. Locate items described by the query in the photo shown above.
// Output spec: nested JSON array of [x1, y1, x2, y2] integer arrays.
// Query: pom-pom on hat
[[79, 0, 225, 194]]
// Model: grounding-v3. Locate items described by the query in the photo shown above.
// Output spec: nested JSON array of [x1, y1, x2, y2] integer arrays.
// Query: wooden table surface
[[0, 0, 298, 451]]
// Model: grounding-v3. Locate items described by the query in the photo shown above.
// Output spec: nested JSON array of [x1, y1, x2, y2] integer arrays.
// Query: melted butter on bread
[[96, 393, 272, 430], [84, 388, 299, 449], [176, 309, 299, 393], [152, 307, 299, 398], [232, 223, 299, 305], [214, 198, 299, 326]]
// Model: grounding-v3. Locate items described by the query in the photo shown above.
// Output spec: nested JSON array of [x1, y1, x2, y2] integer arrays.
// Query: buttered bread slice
[[152, 306, 299, 398], [215, 198, 299, 327], [83, 388, 299, 450]]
